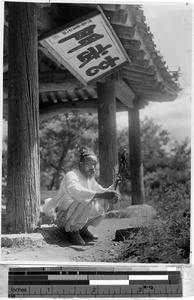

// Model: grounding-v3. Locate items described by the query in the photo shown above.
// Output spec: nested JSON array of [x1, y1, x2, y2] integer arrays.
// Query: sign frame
[[38, 9, 130, 86]]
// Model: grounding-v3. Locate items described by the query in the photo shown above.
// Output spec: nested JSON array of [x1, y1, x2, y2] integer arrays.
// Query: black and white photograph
[[1, 0, 192, 270]]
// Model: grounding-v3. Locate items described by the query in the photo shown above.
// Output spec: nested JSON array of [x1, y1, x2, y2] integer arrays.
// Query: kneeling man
[[42, 147, 119, 245]]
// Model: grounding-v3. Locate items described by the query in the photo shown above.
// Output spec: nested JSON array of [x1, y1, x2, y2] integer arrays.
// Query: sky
[[116, 2, 192, 142]]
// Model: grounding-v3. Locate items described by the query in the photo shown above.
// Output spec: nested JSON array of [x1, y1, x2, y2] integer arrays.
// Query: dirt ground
[[1, 218, 134, 263]]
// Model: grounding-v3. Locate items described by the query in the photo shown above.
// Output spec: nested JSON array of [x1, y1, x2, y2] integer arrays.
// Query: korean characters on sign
[[45, 13, 127, 85]]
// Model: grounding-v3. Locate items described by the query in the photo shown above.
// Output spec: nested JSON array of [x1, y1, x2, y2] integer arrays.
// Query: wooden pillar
[[6, 3, 40, 233], [128, 103, 145, 205], [97, 76, 118, 191]]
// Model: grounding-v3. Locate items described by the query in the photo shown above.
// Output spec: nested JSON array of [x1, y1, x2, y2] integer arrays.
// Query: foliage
[[144, 138, 190, 194], [116, 117, 191, 264], [118, 117, 170, 172], [39, 112, 98, 190], [118, 182, 190, 263], [117, 140, 191, 263], [117, 117, 190, 195], [120, 216, 190, 263], [141, 117, 170, 172]]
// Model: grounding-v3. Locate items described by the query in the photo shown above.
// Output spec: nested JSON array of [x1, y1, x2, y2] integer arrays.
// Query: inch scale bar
[[9, 284, 182, 298], [8, 267, 182, 298]]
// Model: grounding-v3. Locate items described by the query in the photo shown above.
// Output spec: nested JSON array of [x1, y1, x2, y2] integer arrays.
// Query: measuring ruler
[[8, 266, 182, 298]]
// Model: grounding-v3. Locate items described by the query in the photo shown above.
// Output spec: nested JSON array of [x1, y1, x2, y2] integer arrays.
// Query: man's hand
[[94, 191, 119, 204], [102, 191, 118, 200]]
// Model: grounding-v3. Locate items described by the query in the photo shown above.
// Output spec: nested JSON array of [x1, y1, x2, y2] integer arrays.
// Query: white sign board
[[39, 11, 129, 86]]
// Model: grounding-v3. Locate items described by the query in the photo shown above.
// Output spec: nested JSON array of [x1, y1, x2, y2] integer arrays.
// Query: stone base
[[1, 225, 67, 248], [1, 233, 44, 248]]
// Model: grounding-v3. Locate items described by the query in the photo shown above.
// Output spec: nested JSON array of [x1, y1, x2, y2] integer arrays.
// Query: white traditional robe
[[42, 168, 112, 232]]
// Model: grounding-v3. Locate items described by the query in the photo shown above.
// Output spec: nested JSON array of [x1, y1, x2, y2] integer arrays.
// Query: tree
[[40, 112, 98, 190], [140, 117, 170, 173], [169, 137, 191, 171]]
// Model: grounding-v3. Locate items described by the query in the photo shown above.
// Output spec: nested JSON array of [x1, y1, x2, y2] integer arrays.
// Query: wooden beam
[[45, 97, 127, 110], [131, 58, 150, 67], [38, 46, 62, 69], [125, 78, 164, 89], [39, 98, 127, 119], [103, 9, 128, 25], [39, 97, 127, 115], [3, 55, 8, 73], [4, 82, 79, 98], [137, 98, 149, 109], [75, 3, 98, 9], [128, 104, 145, 204], [128, 81, 165, 91], [4, 12, 60, 73], [3, 99, 8, 119], [126, 49, 146, 60], [122, 64, 155, 75], [3, 96, 128, 120], [131, 89, 176, 102], [36, 5, 58, 32], [39, 82, 79, 93], [119, 38, 141, 50], [130, 86, 168, 95], [122, 68, 156, 82], [122, 72, 157, 85], [6, 2, 40, 233], [40, 99, 98, 117], [39, 70, 83, 85], [136, 91, 176, 102], [115, 79, 135, 108], [3, 70, 85, 97], [35, 3, 51, 8], [97, 76, 118, 198], [4, 5, 9, 26], [101, 4, 121, 11], [112, 24, 135, 39], [4, 25, 8, 53], [136, 22, 156, 53]]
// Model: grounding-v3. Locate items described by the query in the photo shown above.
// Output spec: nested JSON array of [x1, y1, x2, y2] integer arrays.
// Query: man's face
[[80, 155, 98, 179]]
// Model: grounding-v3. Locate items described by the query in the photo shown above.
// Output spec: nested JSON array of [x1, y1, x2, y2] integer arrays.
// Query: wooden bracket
[[115, 78, 135, 108]]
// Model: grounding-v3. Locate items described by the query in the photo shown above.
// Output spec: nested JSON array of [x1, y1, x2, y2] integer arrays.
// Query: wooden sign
[[39, 10, 129, 86]]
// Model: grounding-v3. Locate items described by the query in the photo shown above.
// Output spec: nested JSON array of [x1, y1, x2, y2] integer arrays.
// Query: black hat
[[80, 146, 96, 161]]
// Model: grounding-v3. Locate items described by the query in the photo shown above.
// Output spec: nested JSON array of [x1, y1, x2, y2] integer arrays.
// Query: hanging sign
[[39, 10, 129, 86]]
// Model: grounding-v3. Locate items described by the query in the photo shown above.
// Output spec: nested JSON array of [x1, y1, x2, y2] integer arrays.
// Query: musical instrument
[[114, 148, 126, 190]]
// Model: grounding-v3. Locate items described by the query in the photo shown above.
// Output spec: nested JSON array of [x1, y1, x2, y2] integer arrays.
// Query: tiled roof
[[102, 4, 180, 99]]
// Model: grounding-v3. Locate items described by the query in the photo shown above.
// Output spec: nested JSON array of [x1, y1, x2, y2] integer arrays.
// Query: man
[[42, 147, 119, 245]]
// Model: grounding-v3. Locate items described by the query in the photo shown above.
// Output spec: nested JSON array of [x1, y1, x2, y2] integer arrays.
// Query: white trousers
[[56, 200, 108, 232]]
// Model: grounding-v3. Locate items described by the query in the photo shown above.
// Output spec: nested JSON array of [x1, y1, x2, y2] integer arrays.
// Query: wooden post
[[6, 3, 40, 233], [128, 103, 145, 205], [97, 76, 118, 194]]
